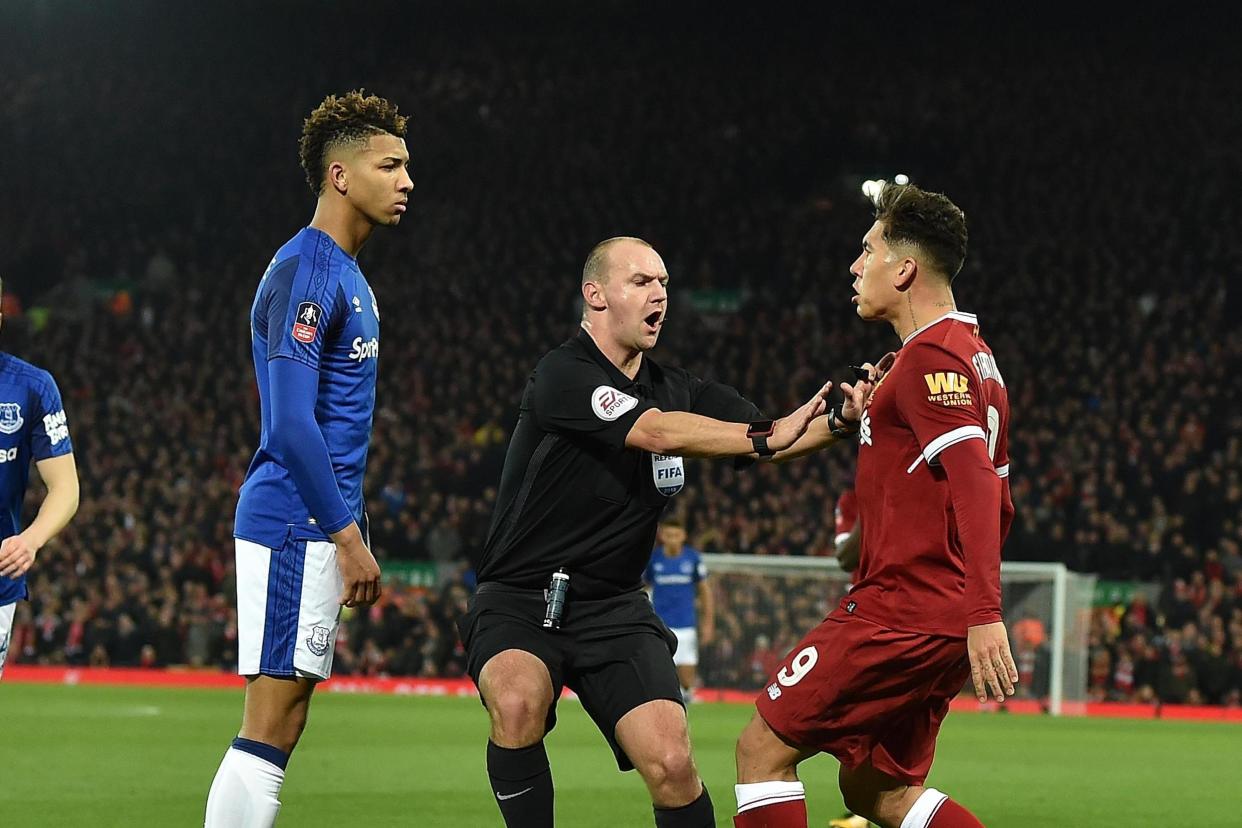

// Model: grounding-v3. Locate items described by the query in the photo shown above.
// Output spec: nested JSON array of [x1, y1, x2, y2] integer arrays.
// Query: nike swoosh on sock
[[496, 787, 534, 801]]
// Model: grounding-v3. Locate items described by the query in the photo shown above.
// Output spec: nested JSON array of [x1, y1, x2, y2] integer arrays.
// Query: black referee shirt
[[475, 329, 761, 599]]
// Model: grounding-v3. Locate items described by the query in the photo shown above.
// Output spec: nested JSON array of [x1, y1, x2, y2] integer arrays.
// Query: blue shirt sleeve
[[691, 549, 706, 583], [268, 357, 355, 535], [264, 252, 344, 370], [31, 373, 73, 461]]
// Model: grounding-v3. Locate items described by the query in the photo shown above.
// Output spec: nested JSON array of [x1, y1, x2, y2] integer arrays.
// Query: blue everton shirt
[[235, 227, 380, 549], [0, 353, 73, 606], [644, 545, 706, 629]]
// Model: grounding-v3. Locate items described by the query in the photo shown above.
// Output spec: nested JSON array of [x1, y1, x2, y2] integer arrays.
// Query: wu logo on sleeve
[[0, 403, 23, 435]]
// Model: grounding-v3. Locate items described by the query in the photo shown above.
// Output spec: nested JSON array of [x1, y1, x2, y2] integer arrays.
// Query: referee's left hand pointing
[[332, 524, 383, 607]]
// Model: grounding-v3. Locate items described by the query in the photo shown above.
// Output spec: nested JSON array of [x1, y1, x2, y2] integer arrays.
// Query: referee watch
[[747, 419, 776, 457]]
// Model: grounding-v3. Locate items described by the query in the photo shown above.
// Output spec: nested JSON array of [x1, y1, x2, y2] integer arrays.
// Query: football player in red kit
[[733, 182, 1017, 828]]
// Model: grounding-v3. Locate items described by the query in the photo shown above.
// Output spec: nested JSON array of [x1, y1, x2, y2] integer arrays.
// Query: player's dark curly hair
[[874, 183, 968, 281], [299, 90, 408, 195]]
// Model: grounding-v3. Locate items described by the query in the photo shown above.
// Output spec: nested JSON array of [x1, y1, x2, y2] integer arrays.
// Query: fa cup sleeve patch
[[292, 302, 324, 343]]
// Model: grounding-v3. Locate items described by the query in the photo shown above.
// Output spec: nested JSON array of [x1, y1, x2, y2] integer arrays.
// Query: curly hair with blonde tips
[[298, 90, 408, 195]]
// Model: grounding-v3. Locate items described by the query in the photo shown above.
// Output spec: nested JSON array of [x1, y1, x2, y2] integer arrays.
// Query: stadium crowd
[[2, 4, 1240, 704]]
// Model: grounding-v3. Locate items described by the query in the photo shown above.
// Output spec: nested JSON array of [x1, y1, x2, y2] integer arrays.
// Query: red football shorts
[[754, 608, 971, 786]]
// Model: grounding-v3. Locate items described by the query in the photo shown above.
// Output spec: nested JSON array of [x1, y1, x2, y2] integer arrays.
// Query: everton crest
[[0, 403, 23, 435], [307, 625, 331, 656]]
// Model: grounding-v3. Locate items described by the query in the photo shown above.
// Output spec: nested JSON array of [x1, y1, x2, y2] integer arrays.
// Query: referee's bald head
[[582, 237, 654, 287]]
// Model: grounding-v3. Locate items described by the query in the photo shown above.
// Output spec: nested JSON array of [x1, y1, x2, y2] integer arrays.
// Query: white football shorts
[[0, 601, 15, 680], [670, 626, 698, 667], [235, 536, 342, 681]]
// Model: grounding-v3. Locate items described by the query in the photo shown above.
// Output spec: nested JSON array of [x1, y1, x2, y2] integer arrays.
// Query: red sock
[[733, 799, 808, 828], [927, 798, 985, 828]]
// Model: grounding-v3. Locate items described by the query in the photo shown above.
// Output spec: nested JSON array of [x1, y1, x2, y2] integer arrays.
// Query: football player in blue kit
[[205, 91, 412, 828], [644, 519, 714, 702], [0, 285, 81, 678]]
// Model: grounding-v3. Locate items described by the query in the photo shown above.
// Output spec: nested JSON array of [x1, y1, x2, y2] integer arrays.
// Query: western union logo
[[924, 372, 969, 395]]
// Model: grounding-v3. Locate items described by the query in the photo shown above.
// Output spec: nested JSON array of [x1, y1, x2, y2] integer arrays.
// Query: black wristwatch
[[747, 419, 776, 456], [828, 404, 859, 438]]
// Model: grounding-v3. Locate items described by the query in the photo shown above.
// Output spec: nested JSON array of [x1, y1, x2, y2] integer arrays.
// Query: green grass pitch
[[1, 684, 1238, 826]]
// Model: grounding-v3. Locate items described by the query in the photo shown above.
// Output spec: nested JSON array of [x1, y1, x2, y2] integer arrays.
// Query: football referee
[[460, 237, 873, 828]]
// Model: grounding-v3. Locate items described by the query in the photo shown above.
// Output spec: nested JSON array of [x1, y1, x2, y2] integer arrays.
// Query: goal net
[[699, 554, 1096, 715]]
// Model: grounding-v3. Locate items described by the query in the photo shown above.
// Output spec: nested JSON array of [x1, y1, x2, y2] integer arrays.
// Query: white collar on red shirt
[[902, 310, 978, 346]]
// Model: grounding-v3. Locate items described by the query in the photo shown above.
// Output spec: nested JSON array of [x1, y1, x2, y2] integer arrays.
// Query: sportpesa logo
[[0, 447, 20, 463], [349, 337, 379, 361]]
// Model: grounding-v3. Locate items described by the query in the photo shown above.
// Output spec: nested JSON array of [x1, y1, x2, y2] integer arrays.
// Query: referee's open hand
[[770, 381, 833, 452], [337, 538, 383, 608]]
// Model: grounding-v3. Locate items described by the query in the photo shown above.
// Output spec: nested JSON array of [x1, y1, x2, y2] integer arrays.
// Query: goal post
[[700, 554, 1097, 715]]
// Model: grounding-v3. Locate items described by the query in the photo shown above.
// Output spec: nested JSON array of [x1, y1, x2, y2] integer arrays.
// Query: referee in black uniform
[[460, 237, 873, 828]]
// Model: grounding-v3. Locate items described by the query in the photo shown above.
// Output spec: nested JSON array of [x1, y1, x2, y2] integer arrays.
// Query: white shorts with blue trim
[[0, 602, 15, 680], [235, 536, 342, 681], [670, 626, 698, 666]]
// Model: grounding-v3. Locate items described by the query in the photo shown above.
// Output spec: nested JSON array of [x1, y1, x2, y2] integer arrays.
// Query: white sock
[[205, 745, 286, 827], [735, 780, 806, 814], [900, 788, 948, 828]]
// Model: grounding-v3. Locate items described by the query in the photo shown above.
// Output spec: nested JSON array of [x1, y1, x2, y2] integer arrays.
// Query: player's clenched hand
[[770, 381, 832, 451], [0, 534, 38, 579], [967, 621, 1019, 703], [337, 540, 382, 608]]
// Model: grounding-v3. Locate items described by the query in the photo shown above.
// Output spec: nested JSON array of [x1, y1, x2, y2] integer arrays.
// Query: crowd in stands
[[2, 4, 1240, 703]]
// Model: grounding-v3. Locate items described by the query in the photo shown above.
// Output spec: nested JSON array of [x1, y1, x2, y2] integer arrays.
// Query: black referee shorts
[[456, 582, 682, 771]]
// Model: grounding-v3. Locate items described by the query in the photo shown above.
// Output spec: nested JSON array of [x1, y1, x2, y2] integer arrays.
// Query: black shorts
[[457, 582, 682, 771]]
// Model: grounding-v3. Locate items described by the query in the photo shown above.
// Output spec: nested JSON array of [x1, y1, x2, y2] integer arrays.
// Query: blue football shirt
[[234, 227, 380, 549], [644, 545, 706, 629], [0, 353, 74, 606]]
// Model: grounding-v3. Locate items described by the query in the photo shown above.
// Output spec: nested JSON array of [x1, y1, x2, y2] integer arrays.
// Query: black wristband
[[828, 404, 859, 438]]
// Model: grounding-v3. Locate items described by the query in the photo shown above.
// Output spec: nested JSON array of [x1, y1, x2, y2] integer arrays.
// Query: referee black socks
[[655, 783, 715, 828], [486, 740, 554, 828]]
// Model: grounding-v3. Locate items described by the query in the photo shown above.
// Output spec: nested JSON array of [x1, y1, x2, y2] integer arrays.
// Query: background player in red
[[732, 182, 1018, 828]]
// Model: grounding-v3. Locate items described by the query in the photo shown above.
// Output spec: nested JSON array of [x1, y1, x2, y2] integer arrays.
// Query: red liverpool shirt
[[847, 311, 1011, 638]]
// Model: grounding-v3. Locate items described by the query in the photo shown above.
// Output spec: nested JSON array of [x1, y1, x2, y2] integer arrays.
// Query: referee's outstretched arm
[[625, 373, 874, 464]]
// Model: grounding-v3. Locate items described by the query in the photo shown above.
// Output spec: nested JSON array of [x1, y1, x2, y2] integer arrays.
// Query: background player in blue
[[644, 518, 714, 702], [0, 285, 81, 679], [205, 91, 412, 828]]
